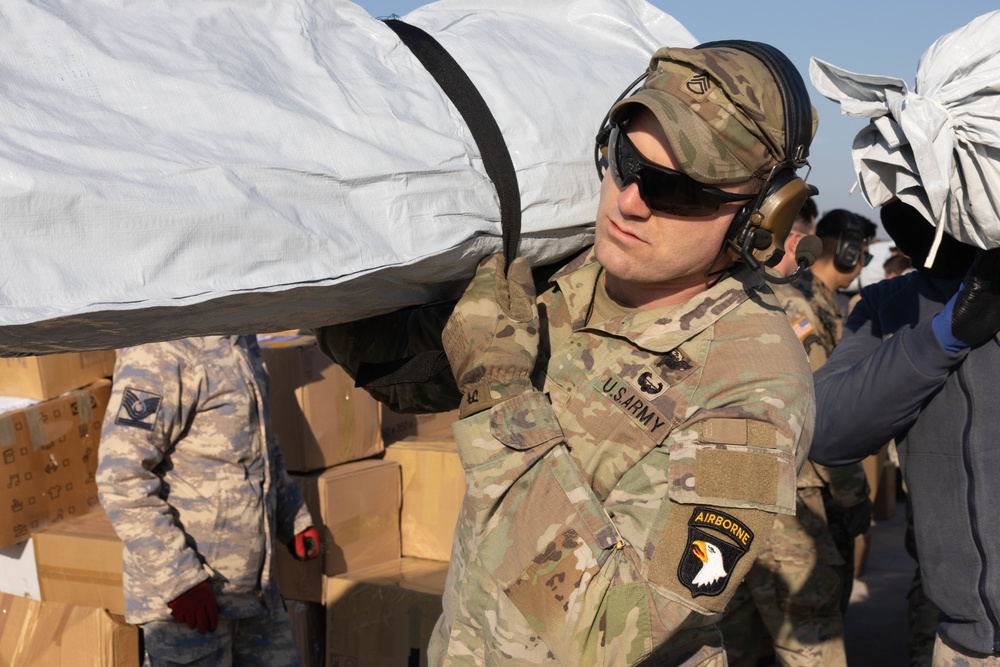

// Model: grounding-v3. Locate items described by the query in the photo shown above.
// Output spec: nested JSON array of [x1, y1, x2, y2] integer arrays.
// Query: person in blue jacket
[[809, 197, 1000, 664]]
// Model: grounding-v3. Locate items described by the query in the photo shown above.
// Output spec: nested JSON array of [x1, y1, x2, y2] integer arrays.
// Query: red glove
[[167, 581, 219, 634], [291, 526, 321, 561]]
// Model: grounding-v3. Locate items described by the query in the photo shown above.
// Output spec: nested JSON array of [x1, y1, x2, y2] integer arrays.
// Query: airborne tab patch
[[115, 387, 162, 431], [677, 507, 754, 597]]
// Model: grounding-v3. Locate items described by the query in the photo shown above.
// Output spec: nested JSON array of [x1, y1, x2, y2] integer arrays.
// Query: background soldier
[[318, 41, 817, 665], [720, 207, 875, 666], [771, 196, 818, 279], [97, 335, 319, 667]]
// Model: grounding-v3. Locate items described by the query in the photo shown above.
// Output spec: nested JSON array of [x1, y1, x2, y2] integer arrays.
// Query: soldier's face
[[595, 110, 751, 308]]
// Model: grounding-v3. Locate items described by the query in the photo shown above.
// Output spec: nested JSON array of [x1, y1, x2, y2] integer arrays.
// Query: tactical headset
[[594, 40, 819, 284], [831, 212, 867, 272]]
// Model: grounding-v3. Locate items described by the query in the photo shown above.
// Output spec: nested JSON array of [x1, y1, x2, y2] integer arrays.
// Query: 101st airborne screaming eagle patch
[[677, 507, 754, 597]]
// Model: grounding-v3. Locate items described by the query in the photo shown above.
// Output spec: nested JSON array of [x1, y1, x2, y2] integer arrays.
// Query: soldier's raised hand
[[442, 253, 539, 419]]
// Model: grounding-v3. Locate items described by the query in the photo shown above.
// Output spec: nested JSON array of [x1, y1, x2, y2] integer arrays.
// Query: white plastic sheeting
[[0, 0, 696, 354], [810, 11, 1000, 262]]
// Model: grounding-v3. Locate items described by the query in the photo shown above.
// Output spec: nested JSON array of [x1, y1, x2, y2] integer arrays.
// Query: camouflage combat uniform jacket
[[427, 250, 814, 665], [773, 273, 837, 371], [96, 336, 313, 625], [772, 277, 868, 507]]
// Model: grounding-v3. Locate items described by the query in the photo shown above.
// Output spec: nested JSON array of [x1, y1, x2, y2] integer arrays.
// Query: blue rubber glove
[[932, 289, 965, 354]]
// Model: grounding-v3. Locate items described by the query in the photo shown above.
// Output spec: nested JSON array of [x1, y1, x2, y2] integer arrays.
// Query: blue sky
[[355, 1, 996, 238]]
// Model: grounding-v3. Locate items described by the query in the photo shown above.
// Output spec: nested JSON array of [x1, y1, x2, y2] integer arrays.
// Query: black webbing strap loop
[[354, 348, 450, 388], [354, 20, 521, 389], [384, 18, 521, 270]]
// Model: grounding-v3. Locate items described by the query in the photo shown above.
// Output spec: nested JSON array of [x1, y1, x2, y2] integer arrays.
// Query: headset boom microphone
[[764, 233, 822, 285]]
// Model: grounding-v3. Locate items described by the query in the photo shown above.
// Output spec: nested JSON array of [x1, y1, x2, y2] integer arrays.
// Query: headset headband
[[694, 40, 812, 168]]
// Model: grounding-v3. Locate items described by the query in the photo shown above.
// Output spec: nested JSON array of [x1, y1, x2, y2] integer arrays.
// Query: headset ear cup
[[834, 236, 863, 272], [726, 170, 811, 268]]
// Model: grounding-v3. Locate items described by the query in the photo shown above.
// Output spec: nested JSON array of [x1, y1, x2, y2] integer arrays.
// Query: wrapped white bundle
[[0, 0, 695, 355], [810, 11, 1000, 260]]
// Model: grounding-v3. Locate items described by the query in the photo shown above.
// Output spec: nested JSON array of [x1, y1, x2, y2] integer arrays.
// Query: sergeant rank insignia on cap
[[115, 387, 162, 431], [678, 507, 754, 597]]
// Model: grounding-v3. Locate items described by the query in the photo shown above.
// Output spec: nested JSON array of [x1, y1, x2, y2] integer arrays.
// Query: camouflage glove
[[951, 247, 1000, 347], [442, 253, 539, 419]]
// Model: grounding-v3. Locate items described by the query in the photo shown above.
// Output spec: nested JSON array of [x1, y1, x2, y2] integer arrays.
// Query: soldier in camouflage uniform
[[317, 43, 817, 666], [96, 335, 319, 667], [771, 197, 818, 280], [719, 209, 875, 666]]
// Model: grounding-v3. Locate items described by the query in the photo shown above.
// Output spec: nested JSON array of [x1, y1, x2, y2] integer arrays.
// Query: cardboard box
[[380, 408, 458, 445], [260, 335, 383, 472], [287, 599, 326, 667], [0, 538, 41, 600], [0, 351, 115, 401], [325, 558, 449, 667], [0, 593, 139, 667], [275, 459, 402, 603], [0, 380, 111, 548], [33, 507, 125, 615], [384, 436, 465, 562]]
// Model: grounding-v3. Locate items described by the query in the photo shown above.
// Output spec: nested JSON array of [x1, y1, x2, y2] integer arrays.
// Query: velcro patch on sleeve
[[696, 418, 776, 448], [696, 449, 778, 507]]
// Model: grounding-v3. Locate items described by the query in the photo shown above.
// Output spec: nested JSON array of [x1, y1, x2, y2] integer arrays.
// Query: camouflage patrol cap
[[610, 45, 819, 185]]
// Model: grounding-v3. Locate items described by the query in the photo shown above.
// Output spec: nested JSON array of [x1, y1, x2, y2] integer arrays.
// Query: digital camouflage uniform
[[321, 249, 815, 666], [96, 335, 313, 667], [718, 270, 869, 667]]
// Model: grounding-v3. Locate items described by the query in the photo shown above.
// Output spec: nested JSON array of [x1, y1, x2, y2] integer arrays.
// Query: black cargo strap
[[384, 18, 521, 268], [356, 19, 521, 389]]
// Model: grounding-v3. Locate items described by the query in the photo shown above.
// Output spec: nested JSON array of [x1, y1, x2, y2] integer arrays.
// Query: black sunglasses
[[607, 123, 754, 216]]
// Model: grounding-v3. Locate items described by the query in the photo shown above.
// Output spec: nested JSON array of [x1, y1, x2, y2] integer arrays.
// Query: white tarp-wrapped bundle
[[809, 10, 1000, 261], [0, 0, 696, 355]]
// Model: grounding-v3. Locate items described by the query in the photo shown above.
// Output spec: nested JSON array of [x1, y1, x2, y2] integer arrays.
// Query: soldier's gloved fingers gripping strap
[[646, 418, 797, 614], [442, 253, 540, 419]]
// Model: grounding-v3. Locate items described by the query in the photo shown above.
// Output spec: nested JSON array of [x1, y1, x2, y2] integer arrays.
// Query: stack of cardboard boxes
[[0, 335, 466, 666], [261, 333, 463, 667], [0, 351, 141, 667]]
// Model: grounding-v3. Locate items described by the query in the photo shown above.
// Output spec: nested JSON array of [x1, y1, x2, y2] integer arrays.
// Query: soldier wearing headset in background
[[317, 41, 819, 665], [97, 336, 320, 667], [719, 208, 876, 666], [771, 196, 818, 279]]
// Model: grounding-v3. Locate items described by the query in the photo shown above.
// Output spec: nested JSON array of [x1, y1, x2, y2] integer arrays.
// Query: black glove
[[844, 498, 873, 539], [951, 248, 1000, 347]]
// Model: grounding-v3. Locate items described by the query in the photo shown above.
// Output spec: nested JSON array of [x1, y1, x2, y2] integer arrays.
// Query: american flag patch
[[791, 316, 815, 341]]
